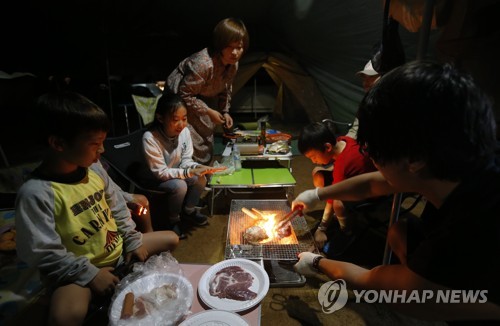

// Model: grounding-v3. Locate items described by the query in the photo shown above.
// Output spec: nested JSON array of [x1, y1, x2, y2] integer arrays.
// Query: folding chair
[[101, 128, 169, 229], [130, 84, 163, 127], [351, 192, 422, 265]]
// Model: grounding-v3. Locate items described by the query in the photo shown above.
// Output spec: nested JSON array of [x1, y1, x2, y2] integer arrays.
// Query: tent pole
[[0, 145, 9, 168], [253, 77, 257, 119], [382, 0, 435, 266], [383, 192, 403, 265], [416, 0, 436, 60]]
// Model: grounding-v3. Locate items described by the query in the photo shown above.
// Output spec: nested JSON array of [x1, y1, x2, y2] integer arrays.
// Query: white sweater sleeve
[[142, 130, 192, 180]]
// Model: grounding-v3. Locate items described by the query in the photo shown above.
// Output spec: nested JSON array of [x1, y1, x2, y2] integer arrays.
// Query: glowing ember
[[255, 213, 278, 241], [242, 209, 295, 245]]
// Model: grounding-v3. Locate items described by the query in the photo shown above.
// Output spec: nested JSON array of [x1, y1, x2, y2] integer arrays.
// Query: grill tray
[[225, 199, 318, 260]]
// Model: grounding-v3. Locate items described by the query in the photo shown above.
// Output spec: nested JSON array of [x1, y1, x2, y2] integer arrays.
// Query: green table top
[[253, 168, 296, 185], [210, 168, 253, 186], [209, 167, 296, 187]]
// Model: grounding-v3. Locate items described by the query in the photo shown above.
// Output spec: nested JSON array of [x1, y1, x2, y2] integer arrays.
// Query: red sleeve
[[326, 136, 376, 204]]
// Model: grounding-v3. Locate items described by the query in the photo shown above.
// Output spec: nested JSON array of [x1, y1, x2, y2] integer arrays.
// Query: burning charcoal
[[244, 226, 268, 244]]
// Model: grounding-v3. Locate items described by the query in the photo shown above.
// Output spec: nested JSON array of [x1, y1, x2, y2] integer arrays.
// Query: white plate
[[198, 259, 269, 312], [109, 272, 193, 326], [179, 310, 248, 326]]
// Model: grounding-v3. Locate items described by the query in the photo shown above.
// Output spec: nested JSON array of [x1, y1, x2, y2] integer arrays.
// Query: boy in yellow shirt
[[15, 91, 178, 325]]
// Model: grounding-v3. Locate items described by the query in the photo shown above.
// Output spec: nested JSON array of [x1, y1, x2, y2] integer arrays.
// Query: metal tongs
[[276, 205, 304, 229]]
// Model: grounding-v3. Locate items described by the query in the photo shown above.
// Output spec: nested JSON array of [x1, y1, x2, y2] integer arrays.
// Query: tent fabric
[[233, 52, 331, 122], [261, 0, 439, 132], [2, 0, 499, 138]]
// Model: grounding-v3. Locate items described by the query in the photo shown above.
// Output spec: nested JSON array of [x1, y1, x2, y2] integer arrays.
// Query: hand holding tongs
[[276, 205, 304, 229]]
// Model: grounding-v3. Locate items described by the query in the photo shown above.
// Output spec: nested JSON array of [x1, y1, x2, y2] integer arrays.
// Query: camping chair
[[319, 192, 420, 266], [101, 128, 169, 229], [131, 84, 163, 127], [346, 192, 422, 265]]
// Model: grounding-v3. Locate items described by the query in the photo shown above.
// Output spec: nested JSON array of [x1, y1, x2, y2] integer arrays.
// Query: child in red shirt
[[298, 120, 377, 256]]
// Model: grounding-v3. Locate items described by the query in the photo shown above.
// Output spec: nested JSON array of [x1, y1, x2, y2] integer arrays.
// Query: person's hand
[[206, 108, 225, 124], [222, 113, 233, 128], [292, 188, 320, 211], [88, 267, 120, 296], [191, 165, 227, 176], [294, 252, 324, 278], [205, 166, 227, 175], [126, 245, 149, 263], [314, 229, 328, 249], [190, 166, 208, 176]]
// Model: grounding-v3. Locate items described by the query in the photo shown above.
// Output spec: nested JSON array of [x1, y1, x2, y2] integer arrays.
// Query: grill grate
[[225, 199, 318, 260]]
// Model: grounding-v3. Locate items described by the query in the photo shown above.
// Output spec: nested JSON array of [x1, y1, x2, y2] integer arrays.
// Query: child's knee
[[144, 230, 180, 254], [49, 297, 89, 326], [167, 180, 188, 194], [162, 230, 180, 249], [49, 284, 91, 326], [133, 194, 149, 207]]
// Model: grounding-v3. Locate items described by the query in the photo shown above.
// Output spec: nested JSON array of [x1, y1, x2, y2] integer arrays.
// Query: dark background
[[2, 0, 499, 167], [1, 0, 287, 166], [2, 0, 282, 84]]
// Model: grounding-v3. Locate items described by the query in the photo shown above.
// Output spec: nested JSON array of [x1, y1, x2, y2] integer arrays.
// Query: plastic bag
[[267, 140, 290, 154], [108, 252, 194, 326], [212, 156, 236, 176]]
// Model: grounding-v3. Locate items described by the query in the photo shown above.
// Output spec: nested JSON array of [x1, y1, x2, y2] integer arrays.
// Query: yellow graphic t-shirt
[[52, 170, 123, 267]]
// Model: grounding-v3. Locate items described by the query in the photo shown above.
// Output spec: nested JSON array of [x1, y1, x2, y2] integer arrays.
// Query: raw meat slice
[[209, 266, 257, 301]]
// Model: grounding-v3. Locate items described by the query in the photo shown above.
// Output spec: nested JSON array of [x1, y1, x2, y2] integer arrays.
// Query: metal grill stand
[[225, 199, 319, 287]]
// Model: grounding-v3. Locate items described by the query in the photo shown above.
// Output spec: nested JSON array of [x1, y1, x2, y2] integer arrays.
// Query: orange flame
[[253, 212, 294, 244]]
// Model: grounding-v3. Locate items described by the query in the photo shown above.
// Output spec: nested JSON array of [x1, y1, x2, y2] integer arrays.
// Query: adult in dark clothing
[[293, 61, 500, 323]]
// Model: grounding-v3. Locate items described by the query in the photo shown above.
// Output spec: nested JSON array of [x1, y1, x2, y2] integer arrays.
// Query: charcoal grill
[[225, 199, 319, 287]]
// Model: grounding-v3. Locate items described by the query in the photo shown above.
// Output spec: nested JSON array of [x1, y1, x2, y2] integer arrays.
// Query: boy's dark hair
[[150, 92, 186, 129], [298, 120, 338, 154], [211, 18, 249, 53], [357, 60, 497, 181], [35, 91, 110, 143]]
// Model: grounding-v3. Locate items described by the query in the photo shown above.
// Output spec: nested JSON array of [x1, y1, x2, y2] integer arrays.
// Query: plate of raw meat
[[198, 259, 269, 312]]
